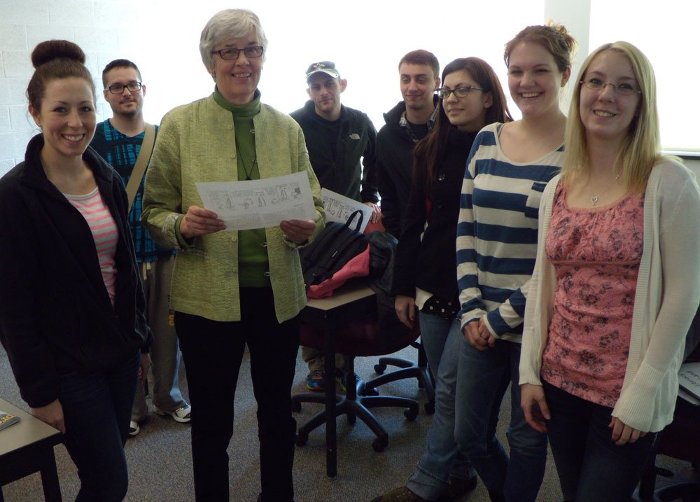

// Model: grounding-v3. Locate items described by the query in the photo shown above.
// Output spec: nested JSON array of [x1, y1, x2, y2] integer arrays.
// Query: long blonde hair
[[562, 41, 662, 191]]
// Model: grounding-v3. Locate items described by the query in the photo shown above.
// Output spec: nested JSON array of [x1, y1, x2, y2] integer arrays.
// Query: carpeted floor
[[0, 344, 693, 501]]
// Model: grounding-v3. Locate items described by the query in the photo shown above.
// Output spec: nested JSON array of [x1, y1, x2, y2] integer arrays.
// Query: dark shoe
[[440, 475, 478, 501], [371, 486, 427, 502], [487, 490, 506, 502]]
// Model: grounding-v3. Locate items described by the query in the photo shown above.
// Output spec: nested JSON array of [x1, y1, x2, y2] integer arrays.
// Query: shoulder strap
[[125, 123, 156, 210]]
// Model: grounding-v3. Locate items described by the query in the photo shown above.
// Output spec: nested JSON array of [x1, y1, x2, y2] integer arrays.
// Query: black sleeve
[[391, 162, 428, 296], [360, 115, 379, 204], [113, 174, 152, 352], [377, 144, 401, 238], [0, 180, 59, 408]]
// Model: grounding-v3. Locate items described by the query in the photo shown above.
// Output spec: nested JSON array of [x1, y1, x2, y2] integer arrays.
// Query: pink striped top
[[65, 187, 119, 305]]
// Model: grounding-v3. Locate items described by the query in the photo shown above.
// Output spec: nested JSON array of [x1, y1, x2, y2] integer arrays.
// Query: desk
[[0, 398, 63, 502], [300, 284, 376, 478]]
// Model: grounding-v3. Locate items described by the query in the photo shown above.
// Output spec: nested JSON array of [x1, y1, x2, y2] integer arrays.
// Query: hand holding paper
[[180, 205, 226, 239]]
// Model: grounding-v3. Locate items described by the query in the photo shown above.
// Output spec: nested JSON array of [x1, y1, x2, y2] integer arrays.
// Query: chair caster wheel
[[404, 407, 418, 421], [374, 364, 386, 374], [291, 400, 301, 412], [372, 436, 388, 452], [424, 401, 435, 415], [363, 387, 379, 396], [295, 433, 308, 447]]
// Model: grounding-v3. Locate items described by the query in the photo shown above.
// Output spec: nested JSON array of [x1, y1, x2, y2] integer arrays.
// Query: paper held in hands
[[196, 172, 316, 230], [0, 409, 20, 431]]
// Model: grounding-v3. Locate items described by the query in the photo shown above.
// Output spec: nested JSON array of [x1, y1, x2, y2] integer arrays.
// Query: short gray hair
[[199, 9, 268, 71]]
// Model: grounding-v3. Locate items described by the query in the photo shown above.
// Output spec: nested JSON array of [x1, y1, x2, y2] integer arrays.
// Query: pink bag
[[306, 243, 370, 299]]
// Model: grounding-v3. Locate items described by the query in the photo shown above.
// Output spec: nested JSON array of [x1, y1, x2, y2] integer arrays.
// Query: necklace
[[590, 172, 621, 207], [235, 133, 257, 181]]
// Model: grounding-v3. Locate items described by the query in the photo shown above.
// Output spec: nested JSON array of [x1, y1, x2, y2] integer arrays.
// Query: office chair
[[292, 316, 421, 452], [635, 397, 700, 501], [356, 220, 436, 414], [365, 339, 435, 414], [636, 329, 700, 502]]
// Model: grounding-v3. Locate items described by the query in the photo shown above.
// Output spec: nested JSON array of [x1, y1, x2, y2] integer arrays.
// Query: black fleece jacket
[[392, 127, 478, 301], [291, 101, 378, 203], [0, 134, 150, 408], [376, 97, 439, 238]]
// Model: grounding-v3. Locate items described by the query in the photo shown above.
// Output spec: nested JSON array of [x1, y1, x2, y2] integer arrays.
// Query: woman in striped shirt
[[454, 25, 576, 502]]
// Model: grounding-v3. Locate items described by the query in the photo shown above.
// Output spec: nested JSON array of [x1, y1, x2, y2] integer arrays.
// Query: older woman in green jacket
[[142, 9, 323, 502]]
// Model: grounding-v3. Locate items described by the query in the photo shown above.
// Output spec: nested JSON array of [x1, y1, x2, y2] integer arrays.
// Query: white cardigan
[[520, 159, 700, 432]]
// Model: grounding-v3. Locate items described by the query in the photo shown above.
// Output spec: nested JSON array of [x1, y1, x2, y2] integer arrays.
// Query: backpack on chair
[[300, 210, 368, 289]]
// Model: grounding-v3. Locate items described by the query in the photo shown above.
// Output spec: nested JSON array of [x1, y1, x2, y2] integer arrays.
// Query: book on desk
[[679, 362, 700, 403], [0, 410, 20, 431]]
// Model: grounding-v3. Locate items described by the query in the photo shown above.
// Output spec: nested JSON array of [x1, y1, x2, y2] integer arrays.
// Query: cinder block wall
[[0, 0, 146, 175]]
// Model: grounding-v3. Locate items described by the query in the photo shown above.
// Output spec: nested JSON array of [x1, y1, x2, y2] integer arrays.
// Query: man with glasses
[[91, 59, 191, 436], [377, 50, 441, 238], [291, 61, 380, 392]]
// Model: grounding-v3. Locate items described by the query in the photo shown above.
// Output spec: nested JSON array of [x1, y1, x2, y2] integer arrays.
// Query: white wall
[[0, 0, 551, 175], [1, 0, 696, 176]]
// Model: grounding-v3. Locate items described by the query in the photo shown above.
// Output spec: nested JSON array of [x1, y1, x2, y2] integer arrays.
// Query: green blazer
[[143, 94, 324, 323]]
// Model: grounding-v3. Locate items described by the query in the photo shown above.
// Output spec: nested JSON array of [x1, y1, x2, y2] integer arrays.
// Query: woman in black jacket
[[375, 58, 511, 502], [0, 40, 149, 501]]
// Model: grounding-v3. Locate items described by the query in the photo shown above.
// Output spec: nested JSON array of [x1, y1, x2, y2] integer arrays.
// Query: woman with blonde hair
[[520, 41, 700, 501]]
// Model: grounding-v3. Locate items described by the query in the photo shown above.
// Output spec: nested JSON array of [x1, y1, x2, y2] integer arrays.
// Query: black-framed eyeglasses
[[211, 45, 264, 61], [436, 86, 484, 99], [106, 81, 143, 94], [580, 78, 641, 97]]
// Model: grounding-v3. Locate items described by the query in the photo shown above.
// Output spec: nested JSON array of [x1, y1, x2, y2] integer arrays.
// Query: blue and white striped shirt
[[456, 122, 563, 342]]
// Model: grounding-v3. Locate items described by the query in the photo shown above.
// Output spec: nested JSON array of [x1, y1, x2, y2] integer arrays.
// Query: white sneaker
[[128, 420, 140, 436], [155, 404, 191, 423]]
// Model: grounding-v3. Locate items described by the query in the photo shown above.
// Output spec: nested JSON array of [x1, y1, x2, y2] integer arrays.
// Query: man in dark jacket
[[291, 61, 380, 391], [376, 50, 441, 238]]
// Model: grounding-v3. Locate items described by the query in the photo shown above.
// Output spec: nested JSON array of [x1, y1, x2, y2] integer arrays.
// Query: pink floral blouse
[[541, 183, 645, 407]]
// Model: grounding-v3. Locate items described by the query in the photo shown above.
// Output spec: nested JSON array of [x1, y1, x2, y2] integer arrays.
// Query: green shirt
[[213, 90, 269, 287]]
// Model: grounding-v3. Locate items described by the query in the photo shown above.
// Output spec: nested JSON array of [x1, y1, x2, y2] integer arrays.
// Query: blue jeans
[[407, 313, 474, 501], [543, 381, 657, 502], [59, 352, 139, 502], [455, 339, 547, 502], [176, 287, 299, 502]]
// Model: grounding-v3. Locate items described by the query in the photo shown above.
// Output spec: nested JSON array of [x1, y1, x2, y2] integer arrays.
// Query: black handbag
[[299, 210, 367, 287]]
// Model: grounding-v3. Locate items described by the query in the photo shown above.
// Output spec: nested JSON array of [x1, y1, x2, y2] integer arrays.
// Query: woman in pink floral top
[[520, 41, 700, 502]]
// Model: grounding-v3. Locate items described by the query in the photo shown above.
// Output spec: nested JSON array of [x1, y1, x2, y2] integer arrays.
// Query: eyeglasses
[[580, 78, 641, 97], [211, 46, 264, 61], [436, 86, 483, 99], [106, 81, 143, 94]]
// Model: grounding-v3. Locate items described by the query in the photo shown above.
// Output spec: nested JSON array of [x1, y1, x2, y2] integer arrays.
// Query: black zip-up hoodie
[[291, 100, 378, 204], [0, 134, 150, 408], [376, 97, 439, 238]]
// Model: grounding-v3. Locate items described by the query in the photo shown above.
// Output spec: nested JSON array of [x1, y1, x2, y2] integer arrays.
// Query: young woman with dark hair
[[375, 57, 511, 502], [0, 39, 149, 501]]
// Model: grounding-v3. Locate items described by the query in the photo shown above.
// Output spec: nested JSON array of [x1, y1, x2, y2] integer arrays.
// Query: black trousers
[[176, 288, 300, 502]]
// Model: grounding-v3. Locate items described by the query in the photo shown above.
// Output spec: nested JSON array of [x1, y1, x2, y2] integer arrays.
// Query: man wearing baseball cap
[[291, 61, 380, 392]]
